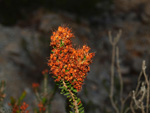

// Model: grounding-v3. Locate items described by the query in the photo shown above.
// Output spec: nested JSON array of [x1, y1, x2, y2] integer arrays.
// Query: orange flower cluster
[[42, 69, 49, 75], [20, 102, 29, 113], [32, 83, 39, 89], [9, 102, 29, 113], [38, 102, 46, 112], [48, 26, 95, 91], [11, 104, 19, 113]]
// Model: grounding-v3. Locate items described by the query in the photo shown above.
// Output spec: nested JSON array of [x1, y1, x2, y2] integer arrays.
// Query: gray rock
[[39, 13, 64, 32], [0, 25, 42, 107]]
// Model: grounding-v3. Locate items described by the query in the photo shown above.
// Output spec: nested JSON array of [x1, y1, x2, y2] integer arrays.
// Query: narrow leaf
[[79, 107, 84, 111], [18, 91, 26, 104]]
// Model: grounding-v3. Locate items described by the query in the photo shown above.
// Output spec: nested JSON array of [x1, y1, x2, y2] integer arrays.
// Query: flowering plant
[[48, 26, 95, 113], [8, 92, 29, 113]]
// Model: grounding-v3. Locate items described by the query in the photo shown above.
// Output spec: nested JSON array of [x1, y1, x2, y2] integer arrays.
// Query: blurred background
[[0, 0, 150, 112]]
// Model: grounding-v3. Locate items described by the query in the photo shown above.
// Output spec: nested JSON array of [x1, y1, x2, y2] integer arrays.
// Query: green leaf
[[78, 103, 82, 108], [60, 92, 64, 94], [69, 105, 74, 108], [64, 88, 68, 91], [53, 76, 57, 79], [56, 82, 60, 85], [67, 84, 72, 88], [64, 92, 70, 96], [69, 98, 72, 102], [59, 86, 65, 89], [60, 43, 64, 47], [16, 110, 20, 113], [70, 111, 73, 113], [77, 98, 80, 103], [42, 97, 47, 104], [71, 87, 74, 90], [65, 70, 69, 72], [80, 110, 84, 113], [51, 50, 54, 53], [67, 95, 71, 98], [70, 101, 74, 105], [65, 82, 70, 85], [60, 40, 64, 47], [83, 56, 86, 60], [60, 89, 65, 94], [61, 89, 65, 92], [18, 91, 26, 104], [73, 89, 77, 93], [79, 107, 84, 112], [10, 97, 16, 105]]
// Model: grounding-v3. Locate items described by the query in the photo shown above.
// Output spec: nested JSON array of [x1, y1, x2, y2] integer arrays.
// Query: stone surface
[[114, 0, 150, 12], [0, 25, 44, 108], [39, 13, 64, 32]]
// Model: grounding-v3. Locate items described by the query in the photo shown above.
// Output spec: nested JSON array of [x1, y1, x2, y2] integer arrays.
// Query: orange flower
[[9, 102, 29, 113], [48, 26, 95, 91], [42, 69, 49, 75], [20, 102, 29, 113], [38, 102, 46, 112], [32, 83, 39, 89], [12, 104, 19, 113]]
